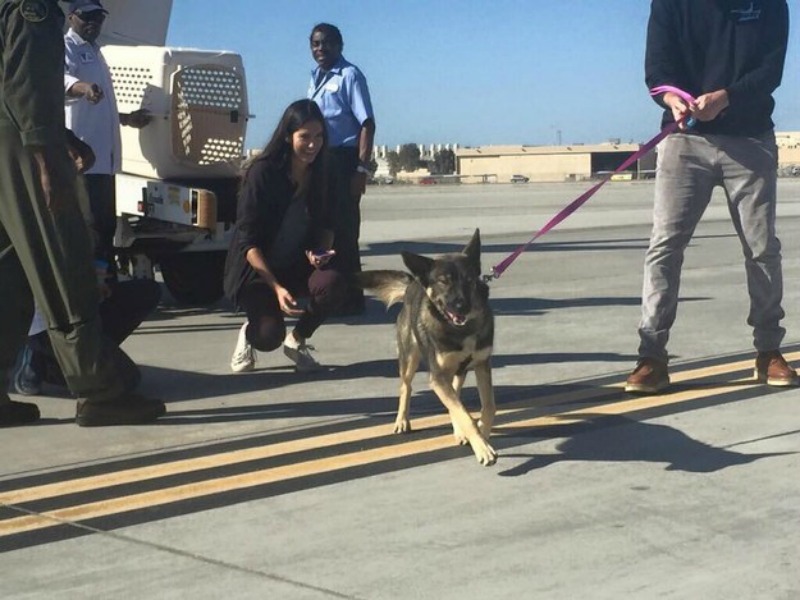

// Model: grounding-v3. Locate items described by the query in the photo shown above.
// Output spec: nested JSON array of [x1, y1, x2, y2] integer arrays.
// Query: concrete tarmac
[[2, 179, 800, 599]]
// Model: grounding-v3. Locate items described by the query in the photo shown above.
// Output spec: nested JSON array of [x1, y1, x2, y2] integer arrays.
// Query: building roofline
[[455, 143, 641, 157]]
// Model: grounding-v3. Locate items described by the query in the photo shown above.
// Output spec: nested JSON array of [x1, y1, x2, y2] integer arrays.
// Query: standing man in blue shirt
[[308, 23, 375, 315]]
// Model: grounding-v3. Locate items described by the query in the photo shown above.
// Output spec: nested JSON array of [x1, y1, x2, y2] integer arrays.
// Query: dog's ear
[[463, 228, 481, 266], [402, 251, 435, 284]]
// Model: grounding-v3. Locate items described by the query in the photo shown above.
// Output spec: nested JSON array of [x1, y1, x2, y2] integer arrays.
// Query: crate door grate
[[172, 65, 246, 166]]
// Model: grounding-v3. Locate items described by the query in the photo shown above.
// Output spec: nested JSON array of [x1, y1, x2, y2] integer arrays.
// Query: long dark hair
[[247, 99, 328, 219]]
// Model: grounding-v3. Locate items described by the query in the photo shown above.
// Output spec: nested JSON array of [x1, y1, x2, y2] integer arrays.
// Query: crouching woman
[[224, 99, 347, 373]]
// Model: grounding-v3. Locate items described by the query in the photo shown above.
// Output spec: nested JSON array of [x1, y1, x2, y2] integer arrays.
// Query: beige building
[[455, 143, 652, 184], [776, 131, 800, 148], [455, 132, 800, 183], [777, 131, 800, 171]]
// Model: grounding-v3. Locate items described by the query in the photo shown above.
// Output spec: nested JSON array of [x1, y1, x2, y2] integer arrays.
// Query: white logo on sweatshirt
[[731, 2, 761, 23]]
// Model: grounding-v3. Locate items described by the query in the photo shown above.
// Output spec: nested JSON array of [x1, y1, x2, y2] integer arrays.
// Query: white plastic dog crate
[[102, 45, 249, 179]]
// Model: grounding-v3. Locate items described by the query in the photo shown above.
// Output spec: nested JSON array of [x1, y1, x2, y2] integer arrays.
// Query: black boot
[[75, 393, 166, 427], [0, 399, 41, 427]]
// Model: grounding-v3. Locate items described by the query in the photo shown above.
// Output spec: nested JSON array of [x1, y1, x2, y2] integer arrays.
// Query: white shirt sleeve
[[64, 37, 81, 96]]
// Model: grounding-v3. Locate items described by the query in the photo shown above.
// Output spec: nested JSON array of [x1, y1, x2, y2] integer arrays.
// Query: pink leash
[[486, 86, 696, 281]]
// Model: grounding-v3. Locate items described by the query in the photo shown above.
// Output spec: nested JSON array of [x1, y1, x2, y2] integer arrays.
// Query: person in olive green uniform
[[0, 0, 165, 426]]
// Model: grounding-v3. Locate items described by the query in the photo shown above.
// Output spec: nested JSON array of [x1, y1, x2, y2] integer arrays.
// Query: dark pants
[[327, 147, 364, 308], [28, 279, 161, 386], [84, 174, 117, 270], [0, 122, 125, 403], [239, 264, 346, 351]]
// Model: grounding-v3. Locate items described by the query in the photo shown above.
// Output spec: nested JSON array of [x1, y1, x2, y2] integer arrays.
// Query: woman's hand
[[274, 285, 304, 316], [305, 248, 335, 268]]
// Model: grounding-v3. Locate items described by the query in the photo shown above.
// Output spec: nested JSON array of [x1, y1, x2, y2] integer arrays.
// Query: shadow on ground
[[497, 414, 792, 475]]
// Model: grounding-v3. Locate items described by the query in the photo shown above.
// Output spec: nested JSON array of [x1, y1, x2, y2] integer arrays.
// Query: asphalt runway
[[2, 179, 799, 599]]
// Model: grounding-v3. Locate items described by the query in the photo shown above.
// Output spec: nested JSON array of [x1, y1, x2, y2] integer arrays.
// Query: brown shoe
[[625, 358, 669, 394], [754, 351, 799, 387]]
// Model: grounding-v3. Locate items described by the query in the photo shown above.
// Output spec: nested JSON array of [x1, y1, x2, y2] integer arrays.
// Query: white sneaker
[[283, 333, 322, 372], [230, 322, 256, 372]]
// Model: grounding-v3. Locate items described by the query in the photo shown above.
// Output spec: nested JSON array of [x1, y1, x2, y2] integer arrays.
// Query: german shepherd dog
[[357, 229, 497, 466]]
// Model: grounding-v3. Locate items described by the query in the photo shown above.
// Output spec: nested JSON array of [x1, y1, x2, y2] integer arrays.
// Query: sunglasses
[[74, 10, 106, 23]]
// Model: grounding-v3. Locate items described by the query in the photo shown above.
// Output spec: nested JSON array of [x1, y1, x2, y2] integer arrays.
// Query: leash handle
[[649, 85, 696, 105], [649, 85, 697, 128]]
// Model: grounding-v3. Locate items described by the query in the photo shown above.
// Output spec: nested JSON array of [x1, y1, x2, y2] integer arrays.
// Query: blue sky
[[167, 1, 800, 150]]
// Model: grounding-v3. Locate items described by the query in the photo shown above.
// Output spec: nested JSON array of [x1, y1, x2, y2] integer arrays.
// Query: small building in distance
[[776, 131, 800, 148], [777, 131, 800, 175], [454, 131, 800, 184], [455, 143, 654, 184]]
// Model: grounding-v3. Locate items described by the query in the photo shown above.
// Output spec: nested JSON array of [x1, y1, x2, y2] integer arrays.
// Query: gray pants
[[638, 132, 785, 361]]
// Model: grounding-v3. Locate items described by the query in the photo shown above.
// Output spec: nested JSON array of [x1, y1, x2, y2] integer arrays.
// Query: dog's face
[[401, 229, 484, 327]]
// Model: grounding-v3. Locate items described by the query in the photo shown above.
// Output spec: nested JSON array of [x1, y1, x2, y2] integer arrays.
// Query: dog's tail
[[355, 270, 413, 307]]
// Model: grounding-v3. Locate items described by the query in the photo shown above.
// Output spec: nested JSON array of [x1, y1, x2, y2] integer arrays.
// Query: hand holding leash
[[690, 89, 729, 123], [649, 85, 698, 129], [661, 92, 693, 131]]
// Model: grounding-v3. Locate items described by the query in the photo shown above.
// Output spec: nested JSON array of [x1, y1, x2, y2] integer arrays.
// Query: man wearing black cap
[[0, 0, 166, 426], [64, 0, 151, 274], [65, 0, 151, 256]]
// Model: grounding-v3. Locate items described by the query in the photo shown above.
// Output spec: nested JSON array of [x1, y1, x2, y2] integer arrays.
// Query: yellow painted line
[[495, 377, 758, 432], [0, 424, 401, 506], [0, 436, 448, 536], [0, 382, 604, 505], [0, 372, 767, 538], [0, 353, 781, 507]]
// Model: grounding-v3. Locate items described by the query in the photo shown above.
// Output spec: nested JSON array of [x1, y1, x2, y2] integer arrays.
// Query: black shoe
[[75, 393, 166, 427], [0, 400, 41, 427]]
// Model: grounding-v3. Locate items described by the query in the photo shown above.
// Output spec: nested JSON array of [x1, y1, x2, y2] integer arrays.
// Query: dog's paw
[[451, 423, 469, 446], [477, 419, 492, 438], [471, 439, 498, 466], [393, 418, 412, 434]]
